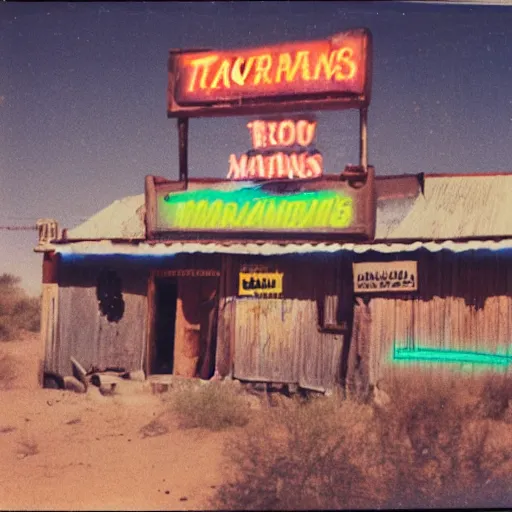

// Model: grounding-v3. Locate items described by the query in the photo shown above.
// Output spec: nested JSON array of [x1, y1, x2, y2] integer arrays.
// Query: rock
[[63, 376, 86, 394], [128, 370, 146, 382], [373, 385, 391, 408]]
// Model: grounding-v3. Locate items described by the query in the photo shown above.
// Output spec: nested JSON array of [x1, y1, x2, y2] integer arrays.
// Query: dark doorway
[[153, 278, 178, 374]]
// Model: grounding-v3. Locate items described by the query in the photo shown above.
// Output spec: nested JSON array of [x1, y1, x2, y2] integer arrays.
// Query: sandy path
[[0, 334, 231, 511]]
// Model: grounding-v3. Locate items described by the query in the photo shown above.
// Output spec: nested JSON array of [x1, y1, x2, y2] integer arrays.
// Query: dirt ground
[[0, 332, 232, 511]]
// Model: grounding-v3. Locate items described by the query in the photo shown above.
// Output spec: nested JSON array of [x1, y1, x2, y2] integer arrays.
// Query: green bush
[[170, 381, 250, 431], [0, 273, 40, 341]]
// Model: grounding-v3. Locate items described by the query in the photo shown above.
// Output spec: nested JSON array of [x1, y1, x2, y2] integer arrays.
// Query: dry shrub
[[375, 376, 512, 508], [213, 379, 512, 510], [0, 352, 17, 389], [0, 273, 40, 341], [212, 393, 381, 511], [170, 381, 250, 431]]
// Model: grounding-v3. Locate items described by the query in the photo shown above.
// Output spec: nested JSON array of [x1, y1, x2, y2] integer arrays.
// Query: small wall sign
[[353, 261, 418, 293], [239, 272, 284, 297]]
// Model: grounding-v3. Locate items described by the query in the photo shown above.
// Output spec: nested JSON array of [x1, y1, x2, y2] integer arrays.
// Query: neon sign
[[156, 187, 354, 232], [183, 48, 357, 93], [392, 346, 512, 368], [168, 29, 372, 117], [228, 118, 324, 180]]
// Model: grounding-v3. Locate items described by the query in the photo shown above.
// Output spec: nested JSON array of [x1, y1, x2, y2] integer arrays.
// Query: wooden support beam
[[42, 251, 59, 284], [178, 117, 189, 184]]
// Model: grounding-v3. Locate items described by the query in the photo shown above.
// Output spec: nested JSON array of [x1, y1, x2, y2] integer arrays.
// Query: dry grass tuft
[[170, 381, 250, 432], [0, 351, 17, 389]]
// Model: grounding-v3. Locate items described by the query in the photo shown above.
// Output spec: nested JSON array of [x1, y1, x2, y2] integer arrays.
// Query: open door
[[152, 278, 179, 374], [149, 273, 219, 379]]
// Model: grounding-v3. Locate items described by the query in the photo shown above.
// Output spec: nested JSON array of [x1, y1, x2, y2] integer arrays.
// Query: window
[[96, 269, 125, 323]]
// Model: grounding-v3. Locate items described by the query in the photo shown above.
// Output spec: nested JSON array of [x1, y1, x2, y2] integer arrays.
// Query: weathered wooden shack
[[35, 172, 512, 392]]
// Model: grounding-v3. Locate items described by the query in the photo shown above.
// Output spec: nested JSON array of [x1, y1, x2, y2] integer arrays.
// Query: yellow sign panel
[[239, 272, 283, 297]]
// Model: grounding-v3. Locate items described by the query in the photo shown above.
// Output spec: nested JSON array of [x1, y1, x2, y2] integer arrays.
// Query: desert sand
[[0, 332, 232, 511]]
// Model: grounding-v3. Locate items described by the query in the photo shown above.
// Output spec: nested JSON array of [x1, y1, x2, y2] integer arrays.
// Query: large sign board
[[353, 261, 418, 293], [146, 174, 376, 240], [168, 29, 372, 118]]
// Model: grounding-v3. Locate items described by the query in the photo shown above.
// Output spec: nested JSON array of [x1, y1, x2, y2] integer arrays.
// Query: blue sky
[[2, 1, 512, 294]]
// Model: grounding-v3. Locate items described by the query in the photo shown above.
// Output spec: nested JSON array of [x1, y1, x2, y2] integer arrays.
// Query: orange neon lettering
[[247, 120, 267, 149], [187, 55, 219, 92], [335, 48, 357, 80], [296, 50, 311, 81], [246, 155, 257, 178], [210, 59, 231, 89], [275, 51, 312, 83], [306, 154, 323, 177], [285, 51, 311, 82], [313, 51, 339, 80], [277, 120, 295, 146], [296, 120, 316, 146], [275, 53, 293, 83], [267, 122, 278, 146], [289, 153, 306, 178], [253, 54, 273, 85], [255, 154, 265, 178], [227, 154, 248, 179], [231, 56, 255, 86]]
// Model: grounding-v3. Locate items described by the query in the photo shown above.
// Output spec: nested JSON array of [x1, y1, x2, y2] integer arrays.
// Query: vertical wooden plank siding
[[349, 252, 512, 390], [52, 263, 148, 377], [230, 255, 349, 392]]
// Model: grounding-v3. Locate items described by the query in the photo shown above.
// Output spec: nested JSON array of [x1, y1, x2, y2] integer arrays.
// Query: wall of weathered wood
[[217, 254, 353, 392], [347, 250, 512, 393], [47, 260, 149, 377]]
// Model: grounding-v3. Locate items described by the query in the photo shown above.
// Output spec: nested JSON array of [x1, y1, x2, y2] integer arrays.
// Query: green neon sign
[[393, 346, 512, 367], [156, 187, 354, 231]]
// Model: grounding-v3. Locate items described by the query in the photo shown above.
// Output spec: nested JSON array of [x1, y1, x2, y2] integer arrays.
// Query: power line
[[0, 226, 37, 231]]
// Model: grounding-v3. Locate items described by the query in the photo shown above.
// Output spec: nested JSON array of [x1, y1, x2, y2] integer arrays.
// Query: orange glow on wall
[[169, 29, 370, 111]]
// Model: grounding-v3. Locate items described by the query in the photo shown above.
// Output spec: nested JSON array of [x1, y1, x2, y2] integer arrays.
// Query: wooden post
[[40, 251, 59, 388], [359, 107, 368, 170], [178, 117, 189, 184], [145, 273, 156, 376], [42, 251, 59, 284], [144, 175, 157, 238]]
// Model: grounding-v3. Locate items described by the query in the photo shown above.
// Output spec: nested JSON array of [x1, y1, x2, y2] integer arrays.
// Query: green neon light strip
[[394, 347, 512, 366], [157, 187, 354, 230]]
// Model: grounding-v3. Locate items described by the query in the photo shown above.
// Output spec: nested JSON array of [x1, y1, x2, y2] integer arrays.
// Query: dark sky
[[2, 1, 512, 293]]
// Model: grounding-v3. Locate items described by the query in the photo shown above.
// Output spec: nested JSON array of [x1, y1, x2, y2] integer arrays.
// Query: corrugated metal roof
[[65, 194, 145, 240], [42, 239, 512, 256], [377, 174, 512, 239], [56, 173, 512, 245]]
